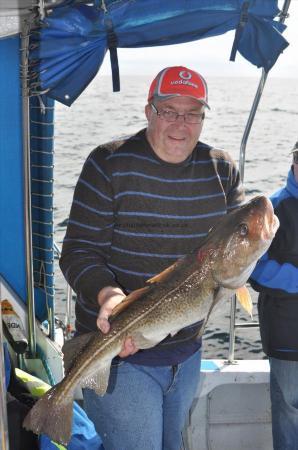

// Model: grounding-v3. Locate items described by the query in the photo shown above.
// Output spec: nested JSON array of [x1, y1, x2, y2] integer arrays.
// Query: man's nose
[[175, 114, 186, 124]]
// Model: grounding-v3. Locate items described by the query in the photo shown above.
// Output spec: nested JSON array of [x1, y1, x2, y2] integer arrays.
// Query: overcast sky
[[100, 1, 298, 78]]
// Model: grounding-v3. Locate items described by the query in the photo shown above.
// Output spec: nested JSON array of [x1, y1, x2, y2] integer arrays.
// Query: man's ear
[[145, 103, 151, 121]]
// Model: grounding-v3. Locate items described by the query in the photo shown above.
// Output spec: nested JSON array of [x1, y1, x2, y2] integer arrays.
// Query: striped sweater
[[60, 128, 245, 365]]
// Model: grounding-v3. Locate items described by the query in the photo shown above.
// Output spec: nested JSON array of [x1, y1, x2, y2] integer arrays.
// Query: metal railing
[[227, 0, 291, 363], [21, 17, 37, 358]]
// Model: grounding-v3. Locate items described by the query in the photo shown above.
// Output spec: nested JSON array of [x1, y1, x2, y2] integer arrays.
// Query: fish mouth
[[248, 195, 279, 242], [259, 196, 279, 241], [212, 195, 279, 289], [271, 214, 280, 235]]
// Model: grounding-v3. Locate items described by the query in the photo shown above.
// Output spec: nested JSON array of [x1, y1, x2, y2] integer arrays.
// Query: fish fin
[[146, 262, 178, 284], [62, 332, 95, 374], [23, 382, 73, 446], [110, 286, 150, 319], [111, 260, 183, 317], [80, 363, 111, 396], [236, 285, 253, 317]]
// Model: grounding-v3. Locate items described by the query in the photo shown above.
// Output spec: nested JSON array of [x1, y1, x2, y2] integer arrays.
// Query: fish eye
[[239, 223, 249, 236]]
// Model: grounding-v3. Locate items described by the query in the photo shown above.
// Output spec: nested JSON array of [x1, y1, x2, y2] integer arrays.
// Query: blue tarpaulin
[[39, 402, 103, 450], [29, 0, 289, 106], [0, 36, 54, 322]]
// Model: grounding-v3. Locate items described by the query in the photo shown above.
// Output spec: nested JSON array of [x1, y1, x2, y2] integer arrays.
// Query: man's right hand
[[97, 286, 138, 357]]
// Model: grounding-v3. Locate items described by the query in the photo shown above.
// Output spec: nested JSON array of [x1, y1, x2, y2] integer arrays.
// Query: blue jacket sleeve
[[250, 252, 298, 295], [250, 176, 298, 297]]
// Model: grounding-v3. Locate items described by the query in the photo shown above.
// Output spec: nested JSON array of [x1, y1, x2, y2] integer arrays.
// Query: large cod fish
[[23, 195, 279, 445]]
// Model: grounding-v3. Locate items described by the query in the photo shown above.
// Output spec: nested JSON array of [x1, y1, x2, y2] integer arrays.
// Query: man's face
[[145, 96, 204, 164]]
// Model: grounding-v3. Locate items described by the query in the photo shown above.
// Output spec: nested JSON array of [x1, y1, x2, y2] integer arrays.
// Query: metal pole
[[238, 71, 267, 181], [0, 306, 9, 450], [227, 0, 291, 363], [239, 0, 291, 178], [21, 20, 37, 357]]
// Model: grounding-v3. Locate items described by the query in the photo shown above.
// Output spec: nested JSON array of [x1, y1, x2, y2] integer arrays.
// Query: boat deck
[[184, 359, 272, 450]]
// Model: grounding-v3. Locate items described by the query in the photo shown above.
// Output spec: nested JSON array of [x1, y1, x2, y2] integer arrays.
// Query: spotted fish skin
[[23, 195, 279, 445]]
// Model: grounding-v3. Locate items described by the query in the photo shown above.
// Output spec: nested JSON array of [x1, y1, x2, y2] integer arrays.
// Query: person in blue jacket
[[250, 143, 298, 450]]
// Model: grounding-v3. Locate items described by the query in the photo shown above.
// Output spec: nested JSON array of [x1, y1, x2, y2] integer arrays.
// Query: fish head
[[202, 195, 279, 289]]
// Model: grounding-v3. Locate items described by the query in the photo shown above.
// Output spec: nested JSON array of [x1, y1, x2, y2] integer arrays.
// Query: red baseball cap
[[148, 66, 210, 109]]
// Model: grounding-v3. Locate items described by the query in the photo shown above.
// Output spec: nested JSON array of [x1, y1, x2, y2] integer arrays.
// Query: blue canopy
[[29, 0, 289, 106]]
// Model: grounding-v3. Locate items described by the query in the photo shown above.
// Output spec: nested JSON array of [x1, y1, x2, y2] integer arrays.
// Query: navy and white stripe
[[60, 129, 245, 340]]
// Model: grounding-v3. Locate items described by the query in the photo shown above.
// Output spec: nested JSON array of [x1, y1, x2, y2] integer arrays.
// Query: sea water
[[53, 75, 298, 359]]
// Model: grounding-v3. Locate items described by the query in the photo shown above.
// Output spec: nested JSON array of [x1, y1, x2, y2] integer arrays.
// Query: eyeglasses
[[151, 104, 205, 124], [293, 151, 298, 164]]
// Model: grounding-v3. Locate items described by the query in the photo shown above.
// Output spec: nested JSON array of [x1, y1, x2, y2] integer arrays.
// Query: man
[[60, 66, 245, 450], [250, 144, 298, 450]]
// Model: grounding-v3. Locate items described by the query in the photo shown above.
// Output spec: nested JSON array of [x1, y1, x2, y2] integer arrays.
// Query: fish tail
[[23, 381, 74, 446]]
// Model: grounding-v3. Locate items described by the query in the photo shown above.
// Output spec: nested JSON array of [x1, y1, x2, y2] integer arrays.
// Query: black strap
[[230, 1, 250, 62], [105, 18, 120, 92]]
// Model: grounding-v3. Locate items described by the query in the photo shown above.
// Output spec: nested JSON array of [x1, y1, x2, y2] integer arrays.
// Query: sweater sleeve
[[226, 160, 245, 211], [59, 148, 119, 305], [209, 147, 245, 211]]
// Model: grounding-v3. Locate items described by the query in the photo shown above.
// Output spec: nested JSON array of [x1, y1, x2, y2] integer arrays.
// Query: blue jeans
[[270, 357, 298, 450], [83, 350, 201, 450]]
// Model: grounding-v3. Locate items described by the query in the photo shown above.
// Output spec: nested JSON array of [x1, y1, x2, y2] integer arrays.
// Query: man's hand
[[97, 286, 138, 357]]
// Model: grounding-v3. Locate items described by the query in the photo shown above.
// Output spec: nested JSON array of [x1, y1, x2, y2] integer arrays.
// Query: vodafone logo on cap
[[179, 70, 192, 80], [170, 70, 198, 88]]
